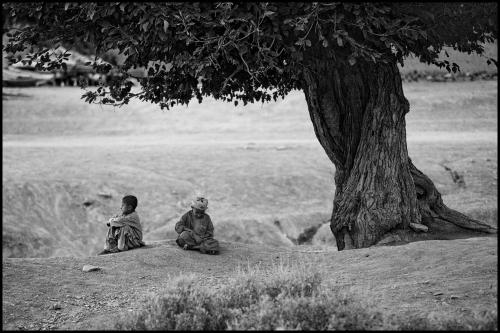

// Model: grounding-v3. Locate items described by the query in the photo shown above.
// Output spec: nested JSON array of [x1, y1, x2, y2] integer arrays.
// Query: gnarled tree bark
[[301, 54, 496, 251]]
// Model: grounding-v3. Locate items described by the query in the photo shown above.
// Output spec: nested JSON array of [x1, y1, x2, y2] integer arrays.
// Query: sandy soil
[[2, 237, 497, 330], [2, 81, 497, 259], [2, 80, 497, 329]]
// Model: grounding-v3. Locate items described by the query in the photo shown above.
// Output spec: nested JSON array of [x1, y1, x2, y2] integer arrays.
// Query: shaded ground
[[2, 237, 497, 330]]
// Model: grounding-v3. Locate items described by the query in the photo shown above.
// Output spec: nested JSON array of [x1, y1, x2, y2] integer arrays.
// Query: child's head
[[121, 195, 138, 214], [191, 197, 208, 217]]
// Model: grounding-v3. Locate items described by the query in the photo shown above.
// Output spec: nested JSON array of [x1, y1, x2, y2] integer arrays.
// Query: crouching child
[[98, 195, 145, 255], [175, 197, 220, 254]]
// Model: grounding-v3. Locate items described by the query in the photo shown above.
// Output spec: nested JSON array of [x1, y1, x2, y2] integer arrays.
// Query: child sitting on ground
[[175, 196, 220, 254], [98, 195, 145, 255]]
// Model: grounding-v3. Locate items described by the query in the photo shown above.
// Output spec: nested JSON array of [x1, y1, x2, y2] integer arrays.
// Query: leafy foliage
[[3, 2, 497, 108]]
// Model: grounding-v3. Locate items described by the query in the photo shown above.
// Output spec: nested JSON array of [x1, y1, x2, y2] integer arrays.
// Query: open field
[[2, 78, 497, 330], [2, 80, 497, 258]]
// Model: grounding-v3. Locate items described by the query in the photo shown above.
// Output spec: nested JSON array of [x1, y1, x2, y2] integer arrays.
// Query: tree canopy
[[3, 2, 497, 108]]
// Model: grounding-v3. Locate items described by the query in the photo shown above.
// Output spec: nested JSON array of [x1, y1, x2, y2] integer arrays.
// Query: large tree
[[3, 2, 497, 250]]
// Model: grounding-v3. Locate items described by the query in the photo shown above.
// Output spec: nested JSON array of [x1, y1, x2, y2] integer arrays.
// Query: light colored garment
[[104, 211, 145, 251]]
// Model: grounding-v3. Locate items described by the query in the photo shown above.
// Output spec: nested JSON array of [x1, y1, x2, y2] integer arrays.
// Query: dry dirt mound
[[2, 237, 497, 330], [2, 175, 333, 258]]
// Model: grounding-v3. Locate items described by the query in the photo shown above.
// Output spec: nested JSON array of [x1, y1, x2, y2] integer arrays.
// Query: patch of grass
[[115, 260, 496, 331], [115, 261, 385, 330]]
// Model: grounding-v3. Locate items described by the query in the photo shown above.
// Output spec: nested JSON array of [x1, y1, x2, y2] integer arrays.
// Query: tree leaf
[[163, 20, 169, 32], [164, 62, 173, 72], [337, 37, 343, 47], [348, 56, 356, 66]]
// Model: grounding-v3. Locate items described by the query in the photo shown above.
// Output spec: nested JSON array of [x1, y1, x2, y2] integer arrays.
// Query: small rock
[[450, 295, 460, 299], [423, 280, 430, 284], [275, 145, 289, 151], [433, 292, 443, 296], [50, 303, 62, 310], [97, 192, 112, 199], [409, 222, 429, 232], [82, 199, 95, 207], [365, 254, 370, 257], [82, 265, 101, 272]]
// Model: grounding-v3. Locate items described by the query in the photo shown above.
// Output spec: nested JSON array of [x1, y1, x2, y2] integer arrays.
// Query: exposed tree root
[[409, 158, 496, 234], [368, 159, 496, 248]]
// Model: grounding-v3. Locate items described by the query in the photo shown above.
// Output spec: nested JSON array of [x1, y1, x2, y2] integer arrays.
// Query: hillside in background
[[2, 79, 497, 259], [399, 42, 497, 74]]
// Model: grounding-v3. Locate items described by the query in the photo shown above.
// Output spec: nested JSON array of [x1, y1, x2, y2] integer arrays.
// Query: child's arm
[[110, 214, 139, 227], [175, 213, 190, 234], [107, 214, 121, 226]]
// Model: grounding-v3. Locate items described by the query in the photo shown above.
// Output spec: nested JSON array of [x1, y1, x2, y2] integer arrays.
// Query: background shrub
[[115, 262, 497, 330]]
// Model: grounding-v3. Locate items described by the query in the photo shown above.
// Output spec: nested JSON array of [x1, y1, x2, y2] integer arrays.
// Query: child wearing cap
[[175, 196, 219, 254], [98, 195, 145, 255]]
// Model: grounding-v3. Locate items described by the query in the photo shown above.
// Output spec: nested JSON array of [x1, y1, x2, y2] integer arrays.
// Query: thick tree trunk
[[301, 55, 496, 251]]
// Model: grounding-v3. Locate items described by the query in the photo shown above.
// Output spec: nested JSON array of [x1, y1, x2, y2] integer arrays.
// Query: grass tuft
[[115, 261, 497, 330]]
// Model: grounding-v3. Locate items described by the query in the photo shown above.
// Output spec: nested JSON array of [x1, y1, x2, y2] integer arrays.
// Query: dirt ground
[[2, 237, 497, 330], [2, 81, 497, 258], [2, 80, 497, 329]]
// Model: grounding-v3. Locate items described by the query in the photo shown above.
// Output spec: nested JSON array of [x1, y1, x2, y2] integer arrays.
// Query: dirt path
[[2, 131, 497, 148], [2, 237, 497, 330]]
